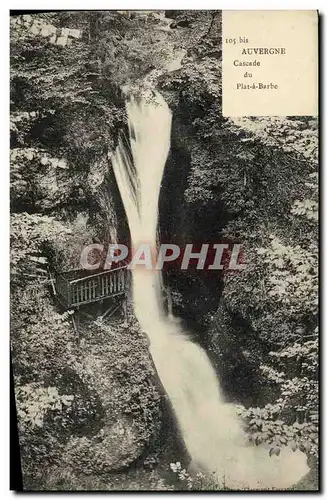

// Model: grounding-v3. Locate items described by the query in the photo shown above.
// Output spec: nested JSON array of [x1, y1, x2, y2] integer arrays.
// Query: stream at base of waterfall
[[111, 91, 309, 490]]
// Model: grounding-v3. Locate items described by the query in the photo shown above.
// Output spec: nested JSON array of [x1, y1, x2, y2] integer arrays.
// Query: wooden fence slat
[[55, 267, 128, 307]]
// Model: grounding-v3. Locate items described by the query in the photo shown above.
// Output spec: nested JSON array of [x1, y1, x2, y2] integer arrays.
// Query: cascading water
[[111, 92, 309, 489]]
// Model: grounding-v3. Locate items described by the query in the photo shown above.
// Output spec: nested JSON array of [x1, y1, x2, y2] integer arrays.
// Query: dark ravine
[[10, 10, 318, 491]]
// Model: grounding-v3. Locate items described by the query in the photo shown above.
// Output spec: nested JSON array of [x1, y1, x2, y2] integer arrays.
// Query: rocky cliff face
[[11, 11, 318, 490]]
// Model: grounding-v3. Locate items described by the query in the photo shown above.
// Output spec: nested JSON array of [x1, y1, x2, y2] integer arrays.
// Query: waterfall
[[111, 92, 309, 489]]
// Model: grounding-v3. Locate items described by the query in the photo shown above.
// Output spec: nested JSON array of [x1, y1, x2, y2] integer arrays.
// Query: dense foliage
[[159, 9, 318, 483], [163, 47, 318, 479], [10, 10, 318, 490]]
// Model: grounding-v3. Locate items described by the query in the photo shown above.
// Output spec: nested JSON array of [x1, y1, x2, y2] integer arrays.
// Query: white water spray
[[111, 92, 309, 489]]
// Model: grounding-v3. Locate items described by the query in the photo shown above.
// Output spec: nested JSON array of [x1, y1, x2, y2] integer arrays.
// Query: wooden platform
[[53, 265, 129, 309]]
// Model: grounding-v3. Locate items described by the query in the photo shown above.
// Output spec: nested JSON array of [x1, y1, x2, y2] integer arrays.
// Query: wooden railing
[[54, 266, 128, 308]]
